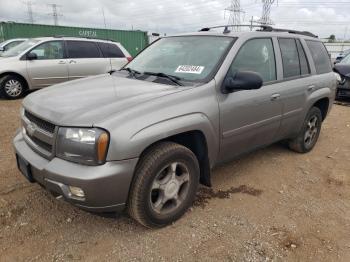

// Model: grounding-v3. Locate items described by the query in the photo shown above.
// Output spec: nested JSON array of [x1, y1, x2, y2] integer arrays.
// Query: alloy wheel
[[150, 162, 190, 215], [4, 79, 22, 97]]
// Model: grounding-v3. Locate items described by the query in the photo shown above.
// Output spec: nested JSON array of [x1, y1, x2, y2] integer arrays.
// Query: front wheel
[[128, 142, 200, 228], [288, 107, 322, 153], [0, 75, 26, 99]]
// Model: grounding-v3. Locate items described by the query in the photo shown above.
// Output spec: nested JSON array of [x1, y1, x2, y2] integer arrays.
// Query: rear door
[[66, 40, 110, 80], [275, 37, 315, 139], [26, 40, 69, 88], [97, 42, 129, 70]]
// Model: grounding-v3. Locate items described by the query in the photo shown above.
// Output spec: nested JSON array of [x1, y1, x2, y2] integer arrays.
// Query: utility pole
[[257, 0, 275, 25], [23, 0, 34, 24], [225, 0, 244, 31], [48, 3, 62, 26]]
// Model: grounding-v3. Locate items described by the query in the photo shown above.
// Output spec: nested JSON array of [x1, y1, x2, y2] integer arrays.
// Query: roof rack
[[259, 26, 318, 38], [199, 25, 318, 38]]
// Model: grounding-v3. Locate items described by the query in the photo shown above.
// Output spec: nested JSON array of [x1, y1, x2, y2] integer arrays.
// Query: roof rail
[[259, 26, 318, 38], [199, 25, 318, 38]]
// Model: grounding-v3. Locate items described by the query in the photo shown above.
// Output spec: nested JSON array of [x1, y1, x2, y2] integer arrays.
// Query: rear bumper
[[13, 131, 138, 213]]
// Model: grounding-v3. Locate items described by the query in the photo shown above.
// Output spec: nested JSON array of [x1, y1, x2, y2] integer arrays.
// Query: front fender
[[107, 113, 219, 167]]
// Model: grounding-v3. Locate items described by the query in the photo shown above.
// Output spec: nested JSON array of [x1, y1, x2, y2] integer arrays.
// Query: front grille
[[27, 133, 53, 152], [24, 110, 56, 134], [23, 110, 57, 158]]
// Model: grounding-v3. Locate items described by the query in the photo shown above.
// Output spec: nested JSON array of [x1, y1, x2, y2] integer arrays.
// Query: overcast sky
[[0, 0, 349, 39]]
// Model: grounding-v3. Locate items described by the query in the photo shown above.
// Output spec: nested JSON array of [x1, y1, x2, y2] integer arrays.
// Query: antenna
[[225, 0, 244, 31], [48, 3, 63, 26]]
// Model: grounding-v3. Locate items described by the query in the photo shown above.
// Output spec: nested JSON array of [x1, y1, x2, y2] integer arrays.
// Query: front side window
[[126, 36, 234, 82], [229, 38, 276, 83], [306, 40, 332, 74], [30, 41, 64, 60], [67, 41, 101, 59]]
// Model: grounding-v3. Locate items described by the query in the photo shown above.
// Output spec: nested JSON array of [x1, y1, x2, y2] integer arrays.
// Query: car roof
[[168, 30, 320, 41], [29, 36, 121, 44]]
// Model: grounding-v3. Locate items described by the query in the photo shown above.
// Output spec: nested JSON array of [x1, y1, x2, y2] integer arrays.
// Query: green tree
[[328, 34, 336, 43]]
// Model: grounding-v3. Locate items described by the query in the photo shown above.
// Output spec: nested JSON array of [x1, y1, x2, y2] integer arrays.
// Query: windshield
[[1, 39, 40, 57], [126, 36, 234, 82], [340, 54, 350, 64]]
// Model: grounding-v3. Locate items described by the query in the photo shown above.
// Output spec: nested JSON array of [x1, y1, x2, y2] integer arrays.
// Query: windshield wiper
[[120, 67, 141, 77], [143, 71, 184, 86]]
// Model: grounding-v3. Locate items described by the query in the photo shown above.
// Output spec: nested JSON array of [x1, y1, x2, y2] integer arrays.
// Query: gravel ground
[[0, 98, 350, 262]]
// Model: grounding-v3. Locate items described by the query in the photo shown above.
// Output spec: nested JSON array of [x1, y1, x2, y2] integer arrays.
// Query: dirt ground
[[0, 98, 350, 262]]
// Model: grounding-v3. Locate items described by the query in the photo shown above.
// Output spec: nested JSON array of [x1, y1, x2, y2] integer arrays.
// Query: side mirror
[[222, 71, 263, 94], [26, 52, 38, 60]]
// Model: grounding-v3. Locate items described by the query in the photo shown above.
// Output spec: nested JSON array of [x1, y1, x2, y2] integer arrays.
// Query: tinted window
[[296, 40, 310, 75], [67, 41, 101, 58], [306, 41, 332, 74], [279, 38, 300, 78], [30, 41, 64, 60], [229, 38, 276, 82], [98, 42, 125, 58]]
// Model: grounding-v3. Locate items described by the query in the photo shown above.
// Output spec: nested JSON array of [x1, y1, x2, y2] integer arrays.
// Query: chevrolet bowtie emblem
[[26, 122, 37, 136]]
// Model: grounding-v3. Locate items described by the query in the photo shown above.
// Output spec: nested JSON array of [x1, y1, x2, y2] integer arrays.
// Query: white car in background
[[0, 38, 27, 54], [0, 37, 132, 99]]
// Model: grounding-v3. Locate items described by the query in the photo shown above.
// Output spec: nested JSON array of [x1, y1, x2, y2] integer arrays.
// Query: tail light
[[127, 56, 133, 62]]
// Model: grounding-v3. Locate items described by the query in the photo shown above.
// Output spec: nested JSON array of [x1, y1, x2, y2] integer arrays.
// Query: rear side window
[[229, 38, 276, 82], [306, 41, 332, 74], [98, 42, 125, 58], [66, 41, 101, 58], [296, 40, 310, 75], [279, 38, 300, 78]]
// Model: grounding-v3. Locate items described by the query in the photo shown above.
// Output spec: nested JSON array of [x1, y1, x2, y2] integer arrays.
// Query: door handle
[[58, 61, 66, 64], [307, 85, 316, 91], [69, 60, 77, 64], [270, 94, 281, 101]]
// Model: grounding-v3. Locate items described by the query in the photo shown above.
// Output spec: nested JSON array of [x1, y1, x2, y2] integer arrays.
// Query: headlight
[[334, 72, 342, 83], [56, 127, 109, 165]]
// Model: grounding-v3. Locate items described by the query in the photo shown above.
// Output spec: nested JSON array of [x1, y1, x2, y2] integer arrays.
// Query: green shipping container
[[0, 22, 149, 56]]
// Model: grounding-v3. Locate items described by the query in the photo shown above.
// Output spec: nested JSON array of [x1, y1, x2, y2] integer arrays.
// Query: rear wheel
[[288, 107, 322, 153], [0, 75, 26, 99], [128, 142, 200, 228]]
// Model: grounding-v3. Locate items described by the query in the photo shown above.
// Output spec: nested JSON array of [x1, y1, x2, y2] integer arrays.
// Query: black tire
[[128, 142, 200, 228], [288, 107, 322, 153], [0, 75, 26, 99]]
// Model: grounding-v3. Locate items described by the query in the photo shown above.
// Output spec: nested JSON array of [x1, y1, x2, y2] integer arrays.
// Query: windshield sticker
[[175, 65, 205, 74]]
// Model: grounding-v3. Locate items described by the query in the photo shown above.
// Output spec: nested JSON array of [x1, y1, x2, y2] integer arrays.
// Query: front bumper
[[13, 131, 138, 213]]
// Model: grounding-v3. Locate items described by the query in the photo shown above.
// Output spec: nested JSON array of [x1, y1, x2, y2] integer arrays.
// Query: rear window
[[98, 42, 125, 58], [306, 41, 332, 74], [67, 41, 101, 58]]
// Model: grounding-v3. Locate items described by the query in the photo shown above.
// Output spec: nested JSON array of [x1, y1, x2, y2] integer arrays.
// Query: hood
[[23, 74, 182, 126], [334, 64, 350, 79]]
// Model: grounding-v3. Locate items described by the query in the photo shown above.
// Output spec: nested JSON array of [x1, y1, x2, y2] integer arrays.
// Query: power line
[[23, 0, 34, 24], [257, 0, 276, 25], [225, 0, 245, 31], [47, 3, 62, 26]]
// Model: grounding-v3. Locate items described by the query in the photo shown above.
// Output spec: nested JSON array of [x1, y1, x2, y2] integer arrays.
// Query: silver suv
[[14, 27, 336, 228], [0, 37, 131, 99]]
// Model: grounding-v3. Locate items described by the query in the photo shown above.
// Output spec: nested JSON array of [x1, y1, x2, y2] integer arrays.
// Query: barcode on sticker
[[175, 65, 205, 74]]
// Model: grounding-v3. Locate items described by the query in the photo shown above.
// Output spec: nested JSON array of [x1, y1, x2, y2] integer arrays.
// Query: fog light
[[69, 186, 85, 198]]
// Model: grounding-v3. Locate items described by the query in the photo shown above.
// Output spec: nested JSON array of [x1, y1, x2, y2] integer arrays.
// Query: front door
[[218, 38, 283, 162], [26, 41, 68, 88]]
